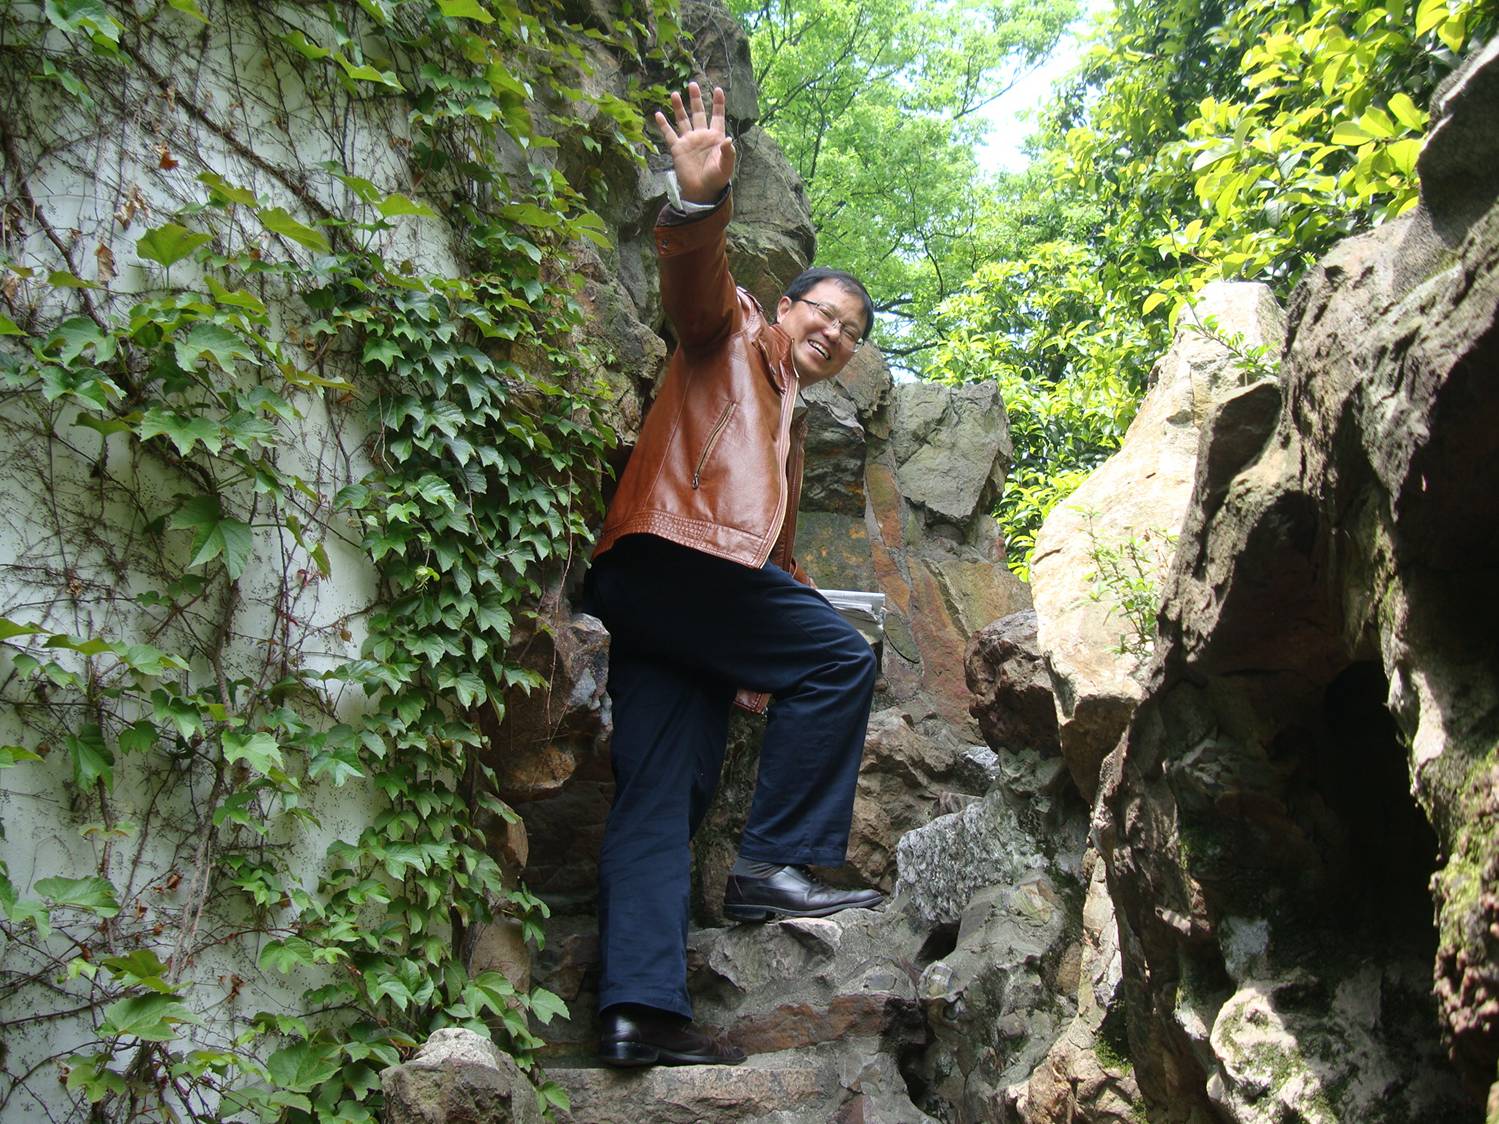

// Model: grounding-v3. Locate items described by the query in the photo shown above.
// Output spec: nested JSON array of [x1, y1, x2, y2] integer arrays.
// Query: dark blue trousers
[[585, 534, 878, 1018]]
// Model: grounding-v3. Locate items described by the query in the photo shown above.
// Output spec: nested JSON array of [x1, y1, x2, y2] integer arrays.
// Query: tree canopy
[[730, 0, 1081, 364], [924, 0, 1499, 572]]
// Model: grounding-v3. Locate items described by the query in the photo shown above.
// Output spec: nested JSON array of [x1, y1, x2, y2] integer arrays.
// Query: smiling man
[[583, 82, 883, 1068]]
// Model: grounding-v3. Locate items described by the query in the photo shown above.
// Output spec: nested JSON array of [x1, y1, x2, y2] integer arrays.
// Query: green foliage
[[731, 0, 1079, 363], [932, 0, 1497, 573], [1079, 513, 1177, 660], [0, 0, 673, 1118]]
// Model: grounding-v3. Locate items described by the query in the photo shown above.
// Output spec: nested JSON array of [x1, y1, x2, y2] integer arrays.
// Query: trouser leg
[[591, 535, 877, 870], [594, 645, 731, 1018]]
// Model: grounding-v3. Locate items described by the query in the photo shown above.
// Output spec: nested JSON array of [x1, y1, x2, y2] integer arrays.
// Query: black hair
[[782, 267, 874, 342]]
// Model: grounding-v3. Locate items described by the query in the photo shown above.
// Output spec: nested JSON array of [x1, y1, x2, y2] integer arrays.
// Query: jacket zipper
[[691, 403, 736, 489]]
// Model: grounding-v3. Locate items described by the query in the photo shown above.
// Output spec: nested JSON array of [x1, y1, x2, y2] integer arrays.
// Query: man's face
[[775, 280, 867, 385]]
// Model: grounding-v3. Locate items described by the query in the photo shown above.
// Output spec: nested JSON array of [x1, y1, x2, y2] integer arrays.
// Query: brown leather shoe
[[598, 1004, 746, 1067]]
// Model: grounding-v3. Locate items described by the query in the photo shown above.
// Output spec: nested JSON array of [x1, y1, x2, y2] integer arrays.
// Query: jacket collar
[[738, 286, 797, 394]]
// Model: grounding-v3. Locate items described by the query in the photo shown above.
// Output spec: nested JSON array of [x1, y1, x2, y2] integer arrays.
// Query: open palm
[[655, 82, 736, 204]]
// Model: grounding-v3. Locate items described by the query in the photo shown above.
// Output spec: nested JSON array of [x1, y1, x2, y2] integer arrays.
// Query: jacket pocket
[[691, 402, 737, 490]]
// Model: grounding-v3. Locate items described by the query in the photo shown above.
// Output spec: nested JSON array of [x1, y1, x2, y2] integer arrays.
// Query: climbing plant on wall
[[0, 0, 677, 1118], [928, 0, 1498, 575]]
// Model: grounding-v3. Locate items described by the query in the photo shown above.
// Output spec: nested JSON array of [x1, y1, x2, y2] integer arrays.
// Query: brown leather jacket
[[593, 192, 810, 583], [592, 193, 810, 712]]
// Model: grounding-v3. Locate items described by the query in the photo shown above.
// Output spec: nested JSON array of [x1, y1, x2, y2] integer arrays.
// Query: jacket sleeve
[[655, 190, 740, 354]]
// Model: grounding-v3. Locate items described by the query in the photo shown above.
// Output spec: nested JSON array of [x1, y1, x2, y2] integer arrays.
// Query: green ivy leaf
[[169, 496, 254, 577], [137, 223, 211, 267], [0, 618, 45, 641], [437, 0, 495, 22], [118, 721, 157, 755], [498, 203, 561, 229], [100, 949, 177, 993], [0, 745, 44, 767], [49, 317, 116, 364], [222, 731, 284, 774], [334, 53, 404, 89], [39, 58, 94, 106], [362, 338, 401, 369], [175, 322, 254, 372], [64, 1054, 126, 1102], [35, 874, 120, 917], [266, 1041, 342, 1092], [377, 193, 437, 219], [42, 0, 123, 50], [527, 986, 568, 1025], [47, 269, 100, 290], [167, 0, 208, 21], [259, 936, 317, 973], [0, 314, 24, 336], [258, 207, 330, 253], [281, 29, 330, 59], [139, 407, 223, 456], [99, 994, 198, 1041], [65, 726, 113, 789], [198, 171, 258, 207]]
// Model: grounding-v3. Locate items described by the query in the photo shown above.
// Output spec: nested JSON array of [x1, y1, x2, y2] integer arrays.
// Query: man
[[584, 82, 882, 1068]]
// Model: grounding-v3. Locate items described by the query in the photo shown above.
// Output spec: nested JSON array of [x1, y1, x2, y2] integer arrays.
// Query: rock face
[[1030, 280, 1287, 802], [1089, 41, 1499, 1122]]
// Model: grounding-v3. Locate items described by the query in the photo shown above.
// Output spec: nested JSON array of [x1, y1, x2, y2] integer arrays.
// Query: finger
[[710, 86, 726, 135], [687, 81, 707, 131], [720, 136, 736, 178], [669, 90, 690, 134], [654, 110, 679, 148]]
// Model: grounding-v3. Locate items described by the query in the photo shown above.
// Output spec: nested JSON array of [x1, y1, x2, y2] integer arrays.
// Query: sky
[[974, 5, 1105, 174]]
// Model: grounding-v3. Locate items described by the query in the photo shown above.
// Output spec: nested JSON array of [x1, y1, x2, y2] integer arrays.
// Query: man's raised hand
[[655, 82, 735, 205]]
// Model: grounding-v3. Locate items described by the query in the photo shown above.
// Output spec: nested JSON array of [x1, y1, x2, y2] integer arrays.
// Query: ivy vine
[[0, 0, 683, 1118]]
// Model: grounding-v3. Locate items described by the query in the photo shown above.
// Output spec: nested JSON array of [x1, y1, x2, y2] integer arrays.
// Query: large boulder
[[965, 609, 1062, 755], [382, 1029, 543, 1124], [913, 873, 1078, 1119], [1030, 280, 1286, 801], [1094, 41, 1499, 1120]]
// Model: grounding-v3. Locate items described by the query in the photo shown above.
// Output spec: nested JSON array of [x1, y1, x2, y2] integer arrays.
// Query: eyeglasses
[[793, 298, 865, 351]]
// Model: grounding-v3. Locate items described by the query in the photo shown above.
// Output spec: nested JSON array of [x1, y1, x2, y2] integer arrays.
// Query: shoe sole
[[599, 1041, 746, 1067], [723, 897, 883, 923]]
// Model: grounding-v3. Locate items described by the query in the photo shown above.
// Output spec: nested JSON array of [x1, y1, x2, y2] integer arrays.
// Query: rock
[[688, 903, 927, 1028], [727, 126, 816, 312], [549, 1053, 826, 1123], [846, 707, 979, 889], [468, 917, 532, 996], [680, 0, 761, 127], [1092, 60, 1499, 1118], [482, 607, 610, 803], [1030, 280, 1286, 801], [966, 609, 1062, 755], [1206, 966, 1471, 1123], [382, 1028, 543, 1124], [914, 875, 1075, 1120], [1419, 35, 1499, 240], [1009, 852, 1142, 1122], [801, 378, 868, 516], [894, 786, 1085, 927], [890, 381, 1011, 524]]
